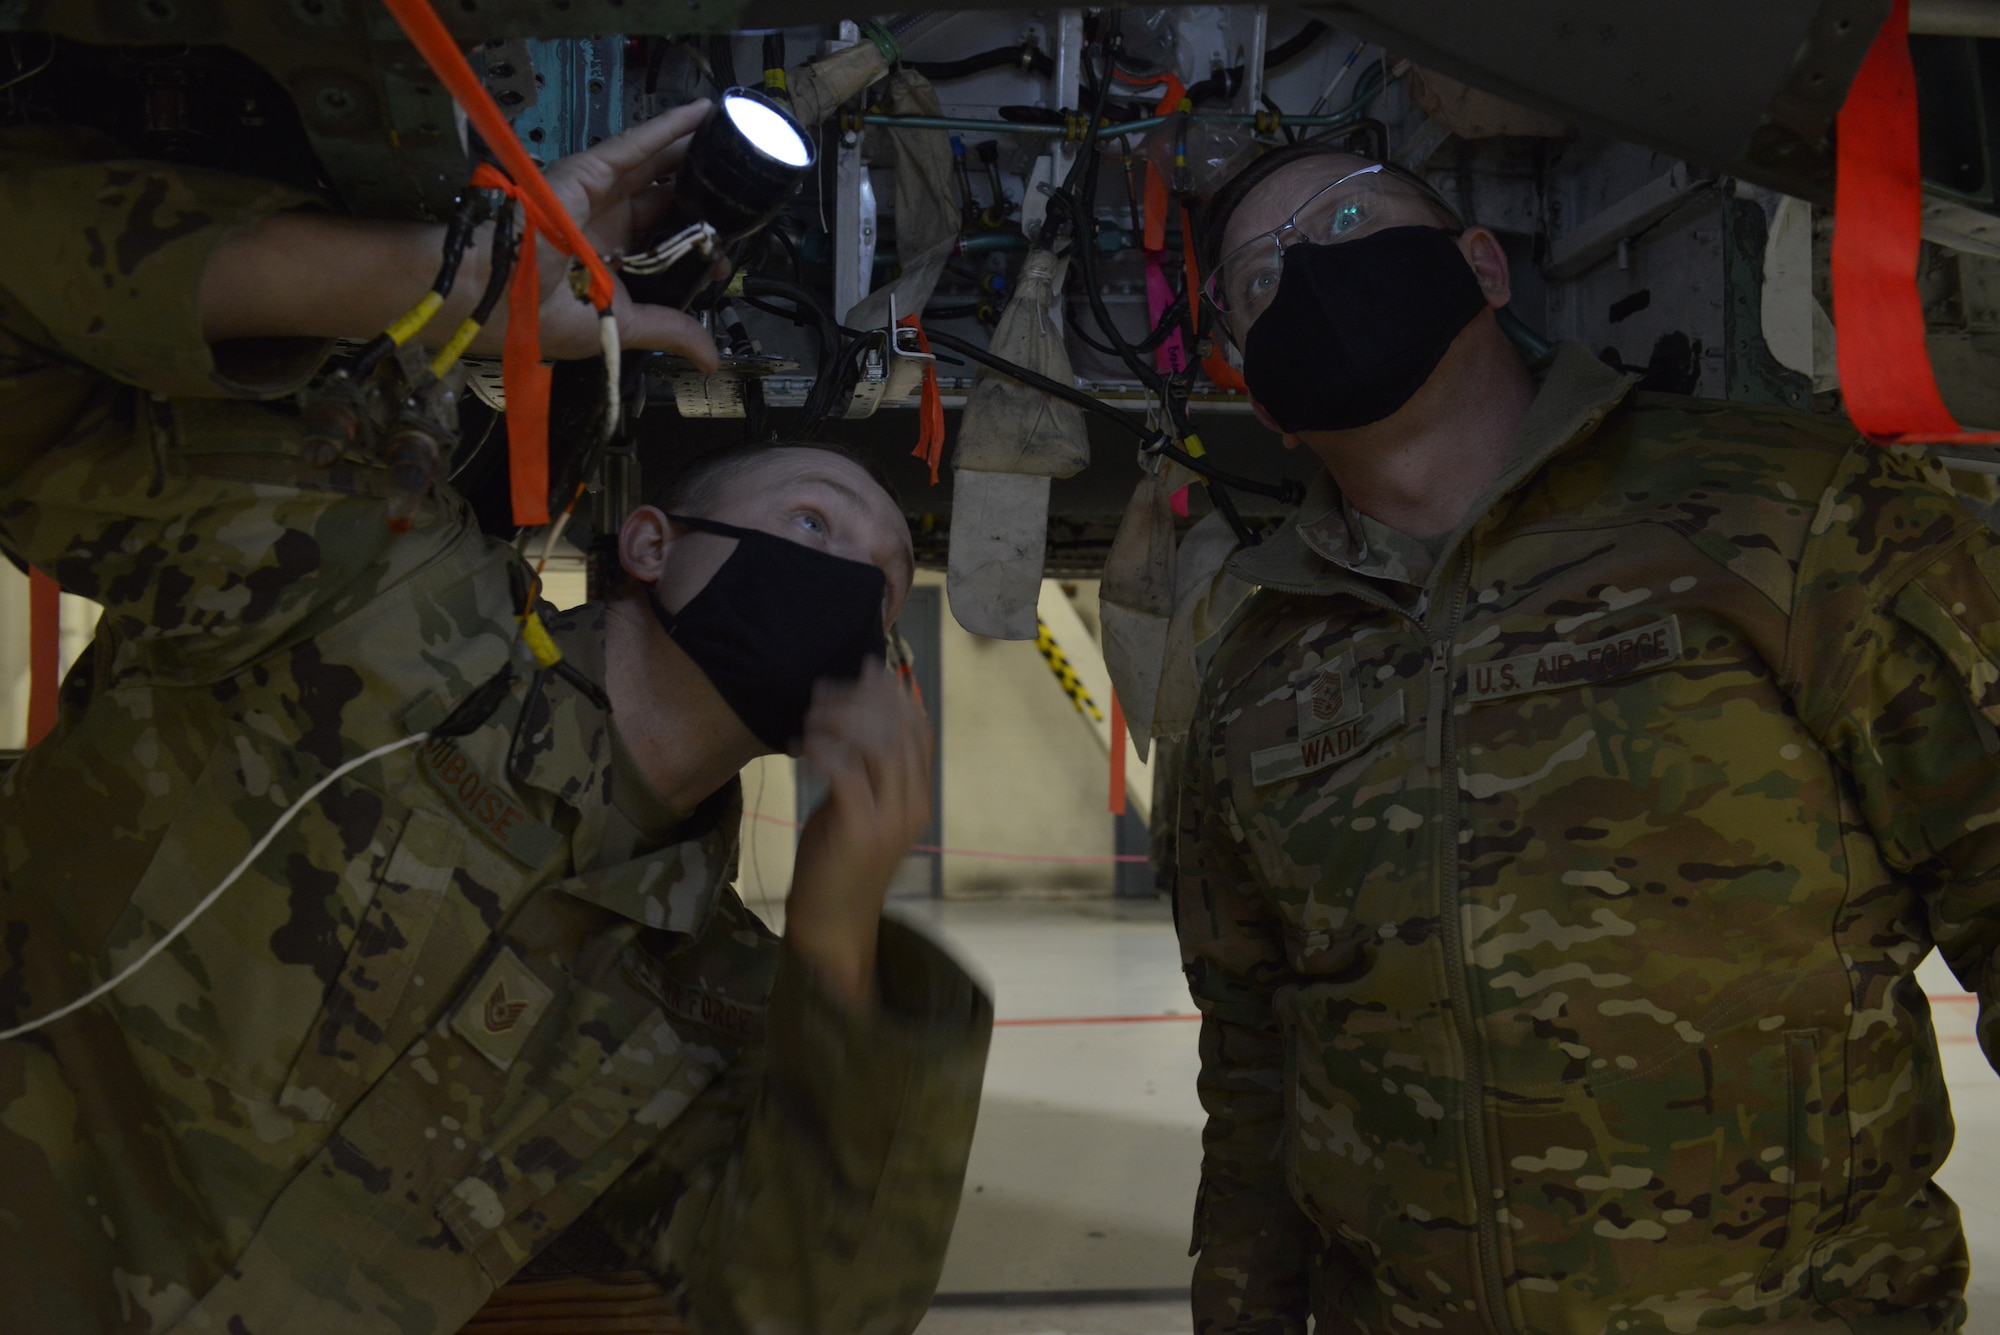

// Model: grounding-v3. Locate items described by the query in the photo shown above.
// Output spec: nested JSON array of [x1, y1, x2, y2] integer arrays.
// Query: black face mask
[[648, 513, 888, 751], [1242, 226, 1489, 433]]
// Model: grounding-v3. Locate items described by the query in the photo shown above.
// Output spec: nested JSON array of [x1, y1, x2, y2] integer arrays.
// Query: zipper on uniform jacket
[[1424, 640, 1450, 769], [1429, 559, 1516, 1335]]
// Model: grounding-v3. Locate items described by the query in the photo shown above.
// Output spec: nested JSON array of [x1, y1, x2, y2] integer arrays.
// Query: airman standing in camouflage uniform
[[0, 101, 991, 1334], [1176, 143, 2000, 1333]]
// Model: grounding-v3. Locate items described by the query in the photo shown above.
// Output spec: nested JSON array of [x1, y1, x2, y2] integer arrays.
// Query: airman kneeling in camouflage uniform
[[0, 102, 990, 1335], [1176, 143, 2000, 1333]]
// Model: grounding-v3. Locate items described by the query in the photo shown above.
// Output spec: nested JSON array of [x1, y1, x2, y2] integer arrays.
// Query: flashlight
[[622, 89, 817, 310]]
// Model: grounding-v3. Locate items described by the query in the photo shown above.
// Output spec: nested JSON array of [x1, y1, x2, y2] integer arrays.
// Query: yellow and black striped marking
[[1036, 618, 1104, 722]]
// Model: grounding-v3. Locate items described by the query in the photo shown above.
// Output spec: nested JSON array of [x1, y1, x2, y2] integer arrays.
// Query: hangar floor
[[879, 899, 2000, 1335]]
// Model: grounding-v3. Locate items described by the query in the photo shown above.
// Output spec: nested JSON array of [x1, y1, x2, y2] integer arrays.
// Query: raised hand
[[534, 100, 722, 367], [785, 662, 934, 1010]]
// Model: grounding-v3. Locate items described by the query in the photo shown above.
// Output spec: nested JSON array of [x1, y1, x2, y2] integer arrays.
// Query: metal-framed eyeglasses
[[1202, 163, 1465, 340]]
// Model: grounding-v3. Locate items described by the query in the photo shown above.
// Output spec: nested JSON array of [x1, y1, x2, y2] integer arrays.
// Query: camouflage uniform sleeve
[[1176, 700, 1319, 1335], [0, 126, 330, 399], [1788, 448, 2000, 1074], [0, 131, 434, 680], [587, 918, 993, 1335]]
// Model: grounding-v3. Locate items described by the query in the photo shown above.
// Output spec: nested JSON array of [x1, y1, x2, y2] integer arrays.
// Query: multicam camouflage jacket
[[1177, 341, 2000, 1335], [0, 129, 992, 1335]]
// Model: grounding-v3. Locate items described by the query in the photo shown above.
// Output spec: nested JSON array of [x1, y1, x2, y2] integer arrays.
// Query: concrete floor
[[892, 899, 2000, 1335]]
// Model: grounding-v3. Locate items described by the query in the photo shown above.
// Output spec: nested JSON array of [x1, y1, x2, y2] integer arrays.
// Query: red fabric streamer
[[898, 313, 947, 484], [1109, 693, 1128, 816], [470, 163, 557, 525], [1832, 0, 2000, 444], [1180, 200, 1249, 394], [26, 567, 59, 746]]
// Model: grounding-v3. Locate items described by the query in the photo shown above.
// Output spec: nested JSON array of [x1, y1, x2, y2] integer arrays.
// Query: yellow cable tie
[[429, 318, 483, 378], [518, 610, 564, 669], [764, 67, 788, 91], [1177, 97, 1193, 114], [724, 268, 747, 298], [1182, 432, 1208, 458], [386, 290, 445, 347]]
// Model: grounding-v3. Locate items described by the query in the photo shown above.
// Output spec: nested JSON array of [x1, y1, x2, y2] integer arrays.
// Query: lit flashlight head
[[624, 89, 817, 309]]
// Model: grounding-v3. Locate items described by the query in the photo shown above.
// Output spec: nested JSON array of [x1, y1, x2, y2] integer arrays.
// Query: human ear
[[617, 506, 674, 583], [1459, 227, 1512, 310]]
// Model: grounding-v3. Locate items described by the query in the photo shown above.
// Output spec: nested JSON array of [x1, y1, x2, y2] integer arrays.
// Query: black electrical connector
[[350, 187, 488, 381]]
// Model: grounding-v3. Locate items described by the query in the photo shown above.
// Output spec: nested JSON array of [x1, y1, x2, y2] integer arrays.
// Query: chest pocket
[[424, 873, 764, 1283], [105, 728, 413, 1104], [277, 807, 500, 1123]]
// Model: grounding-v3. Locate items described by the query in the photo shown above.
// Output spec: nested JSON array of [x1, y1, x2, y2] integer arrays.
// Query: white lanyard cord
[[0, 731, 432, 1043]]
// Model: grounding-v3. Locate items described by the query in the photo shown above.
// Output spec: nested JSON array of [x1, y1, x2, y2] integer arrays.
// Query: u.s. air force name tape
[[1465, 614, 1683, 704], [1252, 692, 1407, 787]]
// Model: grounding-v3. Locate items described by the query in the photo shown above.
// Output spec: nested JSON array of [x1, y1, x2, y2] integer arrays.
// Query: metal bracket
[[666, 354, 802, 419], [842, 307, 938, 418], [1547, 163, 1719, 278]]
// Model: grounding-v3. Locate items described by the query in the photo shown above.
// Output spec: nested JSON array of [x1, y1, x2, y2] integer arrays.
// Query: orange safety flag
[[1832, 0, 2000, 445], [379, 0, 624, 522], [26, 567, 58, 747], [898, 313, 948, 483], [470, 163, 559, 525]]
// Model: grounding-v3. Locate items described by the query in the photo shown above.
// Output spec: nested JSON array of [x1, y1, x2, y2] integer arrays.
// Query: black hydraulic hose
[[352, 188, 485, 379], [923, 327, 1149, 437], [907, 44, 1054, 81], [468, 203, 518, 325], [1152, 440, 1302, 504], [922, 327, 1301, 506], [1265, 19, 1330, 70], [741, 277, 839, 362], [1067, 287, 1187, 358], [1183, 67, 1242, 105]]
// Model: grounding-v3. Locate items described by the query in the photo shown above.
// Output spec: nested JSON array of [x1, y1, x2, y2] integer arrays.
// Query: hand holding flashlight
[[617, 89, 818, 313], [532, 99, 727, 368], [195, 97, 805, 372]]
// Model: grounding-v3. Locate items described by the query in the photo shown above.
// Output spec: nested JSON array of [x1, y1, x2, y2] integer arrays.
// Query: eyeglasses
[[1202, 164, 1462, 336]]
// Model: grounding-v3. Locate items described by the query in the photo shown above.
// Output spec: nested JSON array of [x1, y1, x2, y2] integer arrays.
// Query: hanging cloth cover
[[850, 71, 961, 332], [1101, 470, 1255, 759], [1099, 464, 1180, 760], [786, 42, 889, 128], [1155, 506, 1254, 742], [947, 249, 1089, 639]]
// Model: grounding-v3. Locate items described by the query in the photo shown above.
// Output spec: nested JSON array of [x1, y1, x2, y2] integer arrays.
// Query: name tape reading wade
[[1252, 693, 1408, 787], [1466, 614, 1684, 704]]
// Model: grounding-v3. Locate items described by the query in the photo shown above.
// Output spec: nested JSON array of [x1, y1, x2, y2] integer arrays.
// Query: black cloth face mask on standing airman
[[1242, 225, 1490, 433], [648, 513, 888, 751]]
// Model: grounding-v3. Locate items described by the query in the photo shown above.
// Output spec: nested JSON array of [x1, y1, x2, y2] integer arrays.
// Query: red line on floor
[[992, 998, 1978, 1030], [994, 1013, 1201, 1028]]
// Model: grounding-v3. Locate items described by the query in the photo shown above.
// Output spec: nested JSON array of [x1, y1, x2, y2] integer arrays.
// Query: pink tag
[[1171, 485, 1191, 517], [1146, 256, 1187, 375]]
